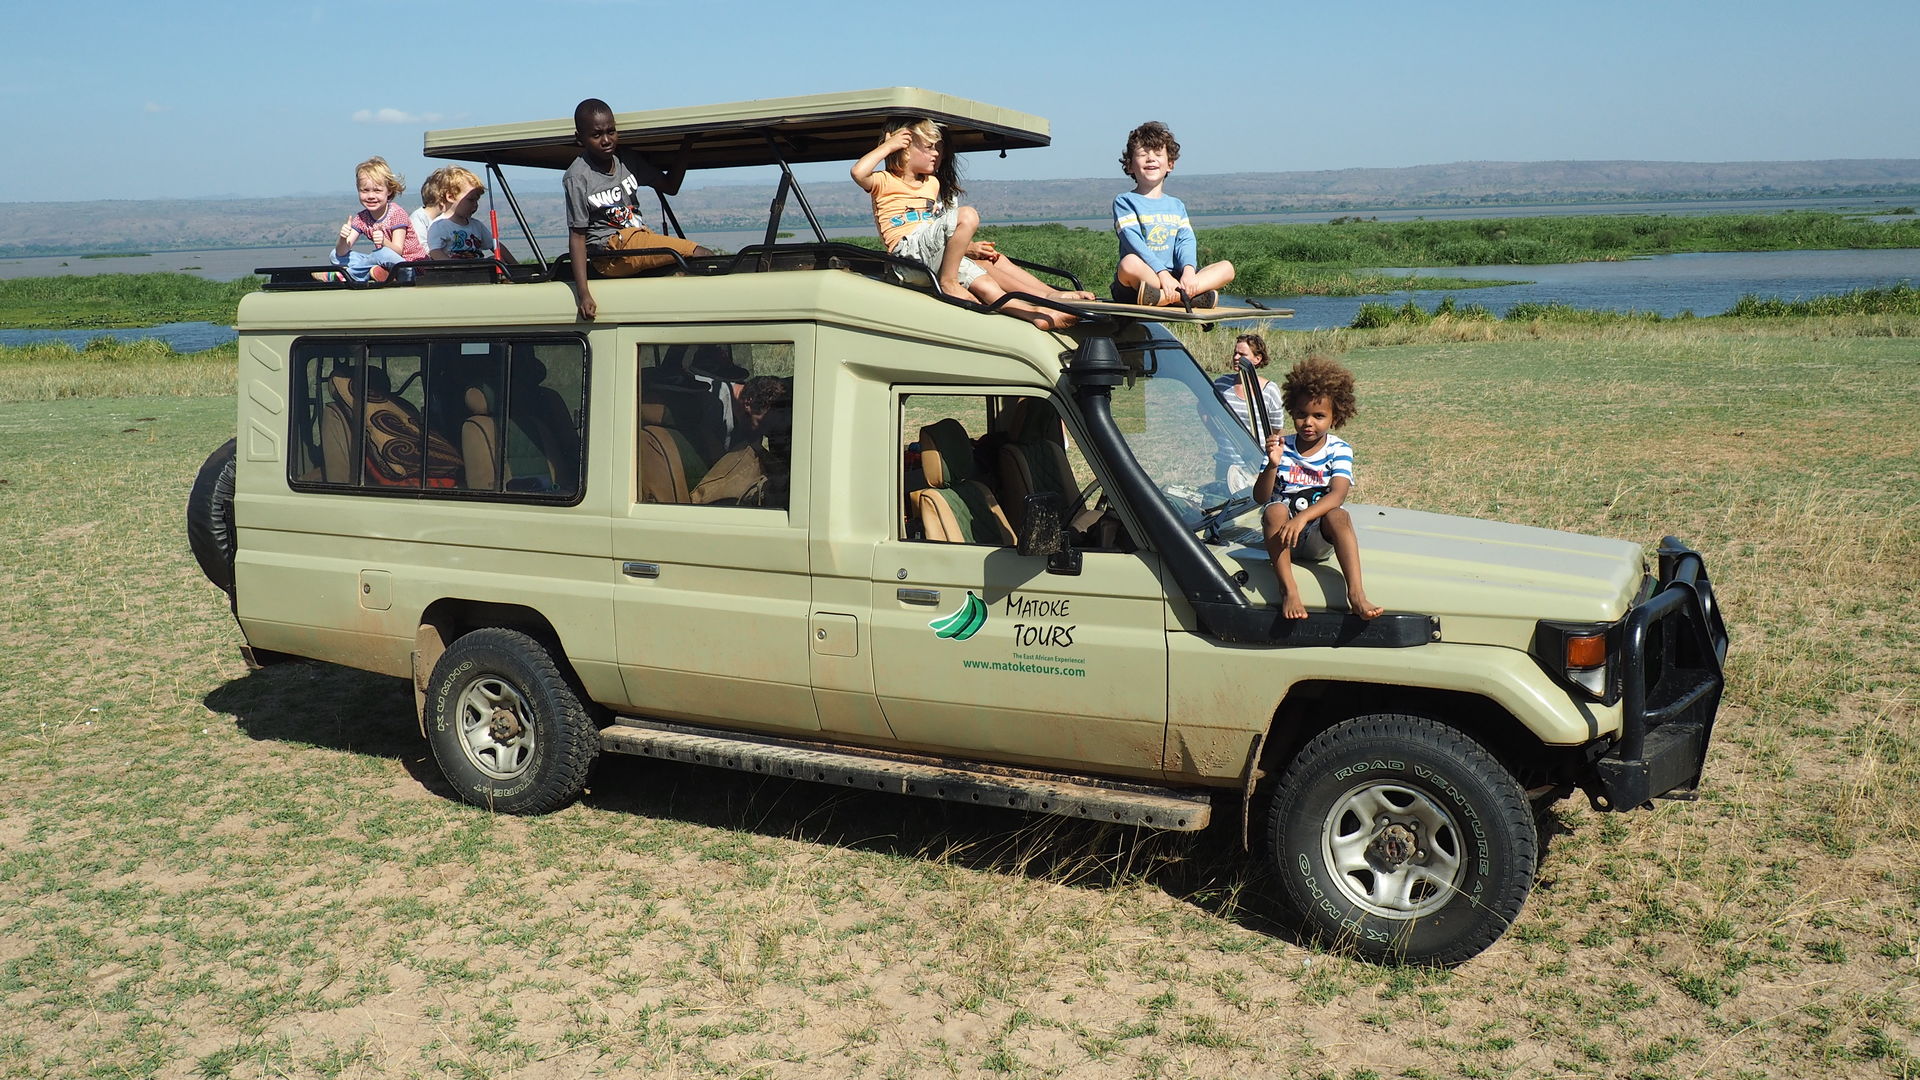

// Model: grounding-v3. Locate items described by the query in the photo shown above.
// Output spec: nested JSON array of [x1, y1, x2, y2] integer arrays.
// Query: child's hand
[[883, 129, 913, 154], [1265, 432, 1284, 467], [369, 228, 387, 247], [965, 240, 1000, 262], [338, 221, 357, 242], [1277, 513, 1309, 550]]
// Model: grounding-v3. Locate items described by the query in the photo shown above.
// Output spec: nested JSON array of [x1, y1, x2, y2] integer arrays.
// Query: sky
[[2, 0, 1915, 205]]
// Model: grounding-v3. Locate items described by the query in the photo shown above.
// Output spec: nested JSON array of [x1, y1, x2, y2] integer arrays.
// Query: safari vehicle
[[186, 89, 1726, 965]]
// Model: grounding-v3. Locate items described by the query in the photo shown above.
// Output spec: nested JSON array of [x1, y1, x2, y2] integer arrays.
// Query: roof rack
[[251, 240, 1290, 328], [254, 259, 551, 292]]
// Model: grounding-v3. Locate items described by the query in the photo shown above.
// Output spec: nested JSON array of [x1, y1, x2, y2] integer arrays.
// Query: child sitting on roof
[[851, 117, 1092, 329], [327, 157, 427, 283], [426, 169, 517, 263], [410, 168, 456, 255], [565, 97, 716, 321], [1112, 121, 1235, 308]]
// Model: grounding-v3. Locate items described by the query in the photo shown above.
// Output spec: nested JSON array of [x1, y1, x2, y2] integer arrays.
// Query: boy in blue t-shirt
[[1112, 121, 1235, 308], [1251, 357, 1384, 621]]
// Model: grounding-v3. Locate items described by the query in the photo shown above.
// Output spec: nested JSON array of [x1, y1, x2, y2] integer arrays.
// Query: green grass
[[0, 272, 261, 329], [2, 316, 1918, 1077], [1725, 283, 1920, 318]]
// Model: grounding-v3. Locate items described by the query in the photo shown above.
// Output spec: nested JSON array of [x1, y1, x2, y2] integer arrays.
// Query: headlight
[[1531, 620, 1623, 705]]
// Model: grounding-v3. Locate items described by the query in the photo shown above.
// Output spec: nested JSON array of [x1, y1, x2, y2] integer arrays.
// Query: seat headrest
[[1006, 397, 1063, 444], [640, 402, 673, 426], [512, 356, 548, 385], [465, 385, 495, 415], [328, 371, 357, 409], [687, 345, 750, 383], [919, 418, 974, 489]]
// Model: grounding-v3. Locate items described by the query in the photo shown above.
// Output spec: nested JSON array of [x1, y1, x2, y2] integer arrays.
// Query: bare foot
[[1347, 590, 1384, 620], [940, 279, 972, 302], [1050, 289, 1098, 301], [1281, 594, 1309, 620]]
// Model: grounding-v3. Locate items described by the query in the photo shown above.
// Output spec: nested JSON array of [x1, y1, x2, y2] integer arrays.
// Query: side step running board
[[600, 718, 1214, 832]]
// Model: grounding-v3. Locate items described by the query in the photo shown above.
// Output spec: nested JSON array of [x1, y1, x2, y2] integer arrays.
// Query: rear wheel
[[1267, 713, 1536, 965], [425, 628, 598, 814]]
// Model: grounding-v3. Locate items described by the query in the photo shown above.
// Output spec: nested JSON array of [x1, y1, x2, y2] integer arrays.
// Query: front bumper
[[1585, 537, 1728, 810]]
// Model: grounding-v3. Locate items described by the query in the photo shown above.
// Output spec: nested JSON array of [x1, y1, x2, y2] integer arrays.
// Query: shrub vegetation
[[0, 272, 262, 329]]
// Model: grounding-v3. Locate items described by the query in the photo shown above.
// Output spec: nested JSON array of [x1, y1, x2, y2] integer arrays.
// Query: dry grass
[[0, 339, 235, 403], [1, 320, 1916, 1078]]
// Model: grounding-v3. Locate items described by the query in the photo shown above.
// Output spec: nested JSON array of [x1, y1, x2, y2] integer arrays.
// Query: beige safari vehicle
[[187, 89, 1726, 965]]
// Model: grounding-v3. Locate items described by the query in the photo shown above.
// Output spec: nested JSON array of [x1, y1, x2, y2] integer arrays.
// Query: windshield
[[1108, 330, 1265, 532]]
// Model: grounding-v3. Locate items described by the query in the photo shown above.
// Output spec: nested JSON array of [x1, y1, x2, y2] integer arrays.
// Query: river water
[[3, 195, 1915, 345], [1253, 247, 1920, 330]]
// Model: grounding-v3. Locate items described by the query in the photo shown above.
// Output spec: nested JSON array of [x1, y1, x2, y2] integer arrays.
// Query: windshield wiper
[[1196, 494, 1257, 540]]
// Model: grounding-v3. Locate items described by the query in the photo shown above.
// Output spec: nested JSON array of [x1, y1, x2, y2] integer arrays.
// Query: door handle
[[622, 562, 661, 579], [896, 587, 941, 605]]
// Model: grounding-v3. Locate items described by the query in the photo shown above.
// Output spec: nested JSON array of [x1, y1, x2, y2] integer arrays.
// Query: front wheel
[[1267, 714, 1536, 965], [426, 628, 599, 815]]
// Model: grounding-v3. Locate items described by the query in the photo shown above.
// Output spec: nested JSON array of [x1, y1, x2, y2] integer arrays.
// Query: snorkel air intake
[[1067, 337, 1261, 642]]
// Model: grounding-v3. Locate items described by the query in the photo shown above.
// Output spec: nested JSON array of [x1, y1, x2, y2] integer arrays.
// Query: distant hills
[[4, 159, 1918, 258]]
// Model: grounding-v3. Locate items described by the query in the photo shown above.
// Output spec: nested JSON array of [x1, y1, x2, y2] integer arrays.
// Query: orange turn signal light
[[1566, 633, 1608, 670]]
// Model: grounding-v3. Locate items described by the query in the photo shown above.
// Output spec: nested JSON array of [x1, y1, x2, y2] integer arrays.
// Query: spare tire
[[187, 438, 238, 594]]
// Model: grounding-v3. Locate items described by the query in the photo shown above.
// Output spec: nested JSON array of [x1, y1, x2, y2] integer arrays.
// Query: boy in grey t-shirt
[[427, 173, 517, 263], [565, 97, 714, 321]]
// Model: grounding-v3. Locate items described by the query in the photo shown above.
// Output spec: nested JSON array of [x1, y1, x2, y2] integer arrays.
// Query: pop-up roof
[[422, 87, 1049, 171]]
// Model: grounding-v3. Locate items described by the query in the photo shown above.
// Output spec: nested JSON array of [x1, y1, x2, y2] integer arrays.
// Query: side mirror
[[1018, 492, 1083, 576]]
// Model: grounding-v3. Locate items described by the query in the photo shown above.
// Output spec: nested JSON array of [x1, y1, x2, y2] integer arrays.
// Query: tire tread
[[428, 627, 598, 815], [1268, 713, 1536, 965]]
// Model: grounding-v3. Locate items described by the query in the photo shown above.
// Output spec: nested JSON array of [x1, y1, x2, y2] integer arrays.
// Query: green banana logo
[[928, 591, 988, 641]]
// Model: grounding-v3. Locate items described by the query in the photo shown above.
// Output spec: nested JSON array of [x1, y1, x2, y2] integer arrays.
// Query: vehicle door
[[610, 326, 819, 732], [866, 389, 1169, 775]]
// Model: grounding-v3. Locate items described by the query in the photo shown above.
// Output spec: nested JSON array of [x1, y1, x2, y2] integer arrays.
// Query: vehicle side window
[[899, 394, 1015, 547], [290, 336, 586, 500], [636, 343, 794, 510]]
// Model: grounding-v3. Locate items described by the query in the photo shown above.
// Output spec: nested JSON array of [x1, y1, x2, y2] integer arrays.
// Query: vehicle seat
[[996, 397, 1077, 536], [461, 384, 501, 490], [909, 418, 1014, 545], [642, 374, 729, 463], [503, 358, 582, 494], [319, 370, 355, 483], [639, 401, 709, 503], [323, 366, 462, 488]]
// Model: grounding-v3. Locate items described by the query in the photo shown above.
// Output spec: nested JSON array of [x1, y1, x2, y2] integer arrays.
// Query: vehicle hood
[[1220, 504, 1646, 638]]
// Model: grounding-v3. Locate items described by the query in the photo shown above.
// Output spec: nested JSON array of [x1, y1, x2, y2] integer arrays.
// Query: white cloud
[[352, 107, 443, 125], [143, 101, 171, 114]]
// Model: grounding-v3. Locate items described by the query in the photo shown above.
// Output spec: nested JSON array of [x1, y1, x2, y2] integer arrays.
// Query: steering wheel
[[1064, 476, 1103, 524]]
